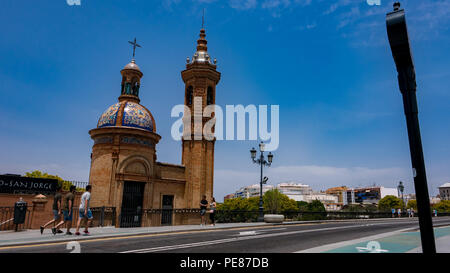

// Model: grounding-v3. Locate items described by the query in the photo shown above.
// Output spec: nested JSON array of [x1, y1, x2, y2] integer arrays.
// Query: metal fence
[[2, 207, 449, 230], [118, 209, 450, 227], [0, 206, 116, 231], [68, 181, 89, 190], [0, 206, 32, 231]]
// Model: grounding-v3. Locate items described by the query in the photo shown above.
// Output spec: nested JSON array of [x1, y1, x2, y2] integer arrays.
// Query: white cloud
[[229, 0, 258, 10]]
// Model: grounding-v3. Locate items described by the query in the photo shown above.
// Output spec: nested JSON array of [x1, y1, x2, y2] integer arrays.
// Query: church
[[87, 27, 220, 227]]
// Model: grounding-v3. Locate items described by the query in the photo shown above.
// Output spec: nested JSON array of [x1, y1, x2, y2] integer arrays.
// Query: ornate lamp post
[[386, 2, 436, 253], [250, 142, 273, 222], [397, 181, 405, 211]]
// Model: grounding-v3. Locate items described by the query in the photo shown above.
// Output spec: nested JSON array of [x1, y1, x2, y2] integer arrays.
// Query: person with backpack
[[40, 185, 63, 235], [54, 185, 76, 235], [75, 185, 93, 236]]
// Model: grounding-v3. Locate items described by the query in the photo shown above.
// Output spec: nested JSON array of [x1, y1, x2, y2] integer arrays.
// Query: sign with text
[[0, 175, 58, 194]]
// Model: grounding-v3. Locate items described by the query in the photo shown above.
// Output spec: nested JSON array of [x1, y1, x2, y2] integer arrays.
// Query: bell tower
[[181, 27, 221, 208]]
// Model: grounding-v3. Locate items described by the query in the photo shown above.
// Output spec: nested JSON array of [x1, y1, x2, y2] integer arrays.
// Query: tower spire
[[202, 8, 205, 29], [128, 38, 141, 60]]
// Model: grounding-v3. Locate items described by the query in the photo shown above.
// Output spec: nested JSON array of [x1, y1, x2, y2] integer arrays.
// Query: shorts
[[63, 209, 73, 221], [200, 209, 206, 216], [53, 210, 62, 220], [79, 208, 93, 219]]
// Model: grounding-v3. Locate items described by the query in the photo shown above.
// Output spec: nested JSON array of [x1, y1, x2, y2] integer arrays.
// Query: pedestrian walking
[[40, 185, 63, 235], [397, 208, 401, 218], [75, 185, 93, 236], [54, 185, 76, 235], [200, 195, 208, 226], [209, 197, 216, 227], [407, 208, 411, 218], [411, 208, 414, 217], [434, 209, 438, 217], [391, 208, 395, 218]]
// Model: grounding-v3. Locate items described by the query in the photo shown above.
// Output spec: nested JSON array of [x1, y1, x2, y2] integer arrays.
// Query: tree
[[406, 200, 417, 210], [342, 204, 366, 212], [307, 200, 326, 212], [432, 200, 450, 213], [263, 189, 298, 214], [25, 170, 83, 192], [378, 195, 403, 211], [216, 197, 259, 222], [297, 201, 309, 211]]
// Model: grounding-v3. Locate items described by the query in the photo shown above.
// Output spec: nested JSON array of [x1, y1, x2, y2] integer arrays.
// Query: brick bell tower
[[181, 27, 221, 208]]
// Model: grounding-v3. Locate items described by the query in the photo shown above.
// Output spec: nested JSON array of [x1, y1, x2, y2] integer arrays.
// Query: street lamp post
[[386, 2, 436, 253], [398, 181, 405, 212], [250, 142, 273, 222]]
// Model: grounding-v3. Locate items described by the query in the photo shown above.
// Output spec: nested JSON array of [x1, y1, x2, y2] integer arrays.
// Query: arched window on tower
[[207, 86, 214, 105], [131, 77, 139, 96], [187, 86, 193, 106], [121, 76, 126, 95]]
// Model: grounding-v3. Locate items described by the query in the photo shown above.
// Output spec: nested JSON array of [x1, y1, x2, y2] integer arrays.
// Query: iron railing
[[67, 181, 89, 190], [0, 206, 32, 231], [2, 206, 449, 230], [0, 206, 116, 231]]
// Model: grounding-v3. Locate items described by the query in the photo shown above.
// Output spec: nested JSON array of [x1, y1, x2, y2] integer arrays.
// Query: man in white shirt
[[75, 185, 93, 236]]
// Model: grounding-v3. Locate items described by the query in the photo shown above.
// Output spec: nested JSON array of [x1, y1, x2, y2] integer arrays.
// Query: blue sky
[[0, 0, 449, 201]]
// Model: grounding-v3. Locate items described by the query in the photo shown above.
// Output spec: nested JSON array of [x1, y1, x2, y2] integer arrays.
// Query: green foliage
[[263, 189, 298, 214], [25, 170, 84, 192], [406, 200, 417, 210], [216, 190, 298, 223], [216, 197, 259, 222], [297, 201, 309, 211], [308, 200, 326, 212], [432, 200, 450, 213], [342, 204, 378, 213], [294, 199, 327, 220], [378, 195, 403, 211]]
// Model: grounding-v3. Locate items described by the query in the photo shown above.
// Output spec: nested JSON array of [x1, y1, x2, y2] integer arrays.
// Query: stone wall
[[0, 192, 82, 230]]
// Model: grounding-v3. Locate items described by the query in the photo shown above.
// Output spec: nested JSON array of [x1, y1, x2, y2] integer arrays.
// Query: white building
[[304, 193, 338, 204], [439, 183, 450, 201], [234, 184, 274, 199], [380, 187, 399, 199], [276, 182, 313, 202]]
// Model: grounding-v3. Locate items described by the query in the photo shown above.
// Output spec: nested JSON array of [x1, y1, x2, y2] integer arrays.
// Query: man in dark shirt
[[54, 185, 76, 235], [40, 185, 63, 235], [200, 195, 208, 226]]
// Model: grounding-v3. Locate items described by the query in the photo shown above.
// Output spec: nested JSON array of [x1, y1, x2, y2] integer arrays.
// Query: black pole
[[259, 151, 264, 222], [386, 2, 436, 253], [400, 77, 435, 253]]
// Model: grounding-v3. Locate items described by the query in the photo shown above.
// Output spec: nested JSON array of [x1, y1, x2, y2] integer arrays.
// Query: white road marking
[[295, 227, 413, 253], [237, 228, 287, 236], [120, 221, 409, 253]]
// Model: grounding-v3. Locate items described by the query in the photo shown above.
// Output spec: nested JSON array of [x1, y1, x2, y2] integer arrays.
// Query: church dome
[[97, 101, 155, 132], [122, 59, 142, 73]]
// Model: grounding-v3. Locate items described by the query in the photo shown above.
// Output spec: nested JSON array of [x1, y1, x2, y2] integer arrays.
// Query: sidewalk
[[0, 222, 277, 247]]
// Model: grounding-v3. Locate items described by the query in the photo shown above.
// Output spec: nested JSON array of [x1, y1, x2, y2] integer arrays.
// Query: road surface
[[1, 217, 449, 253]]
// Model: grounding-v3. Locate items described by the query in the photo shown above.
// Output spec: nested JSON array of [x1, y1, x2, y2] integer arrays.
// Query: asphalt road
[[1, 217, 450, 253]]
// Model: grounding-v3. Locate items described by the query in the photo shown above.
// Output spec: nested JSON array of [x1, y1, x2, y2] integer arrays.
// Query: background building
[[345, 186, 398, 205], [234, 184, 274, 199], [276, 182, 313, 202], [439, 183, 450, 200], [88, 28, 220, 227]]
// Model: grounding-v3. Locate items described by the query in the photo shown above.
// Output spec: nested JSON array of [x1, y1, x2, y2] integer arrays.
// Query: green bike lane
[[323, 225, 450, 253]]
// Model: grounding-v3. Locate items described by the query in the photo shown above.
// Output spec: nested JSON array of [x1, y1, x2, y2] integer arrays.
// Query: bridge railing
[[0, 206, 116, 231]]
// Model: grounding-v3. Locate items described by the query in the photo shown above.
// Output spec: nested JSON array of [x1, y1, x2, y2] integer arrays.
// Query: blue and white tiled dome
[[97, 101, 155, 132]]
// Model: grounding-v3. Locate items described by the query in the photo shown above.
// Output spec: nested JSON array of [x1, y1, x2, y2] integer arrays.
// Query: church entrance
[[161, 195, 174, 226], [120, 181, 145, 228]]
